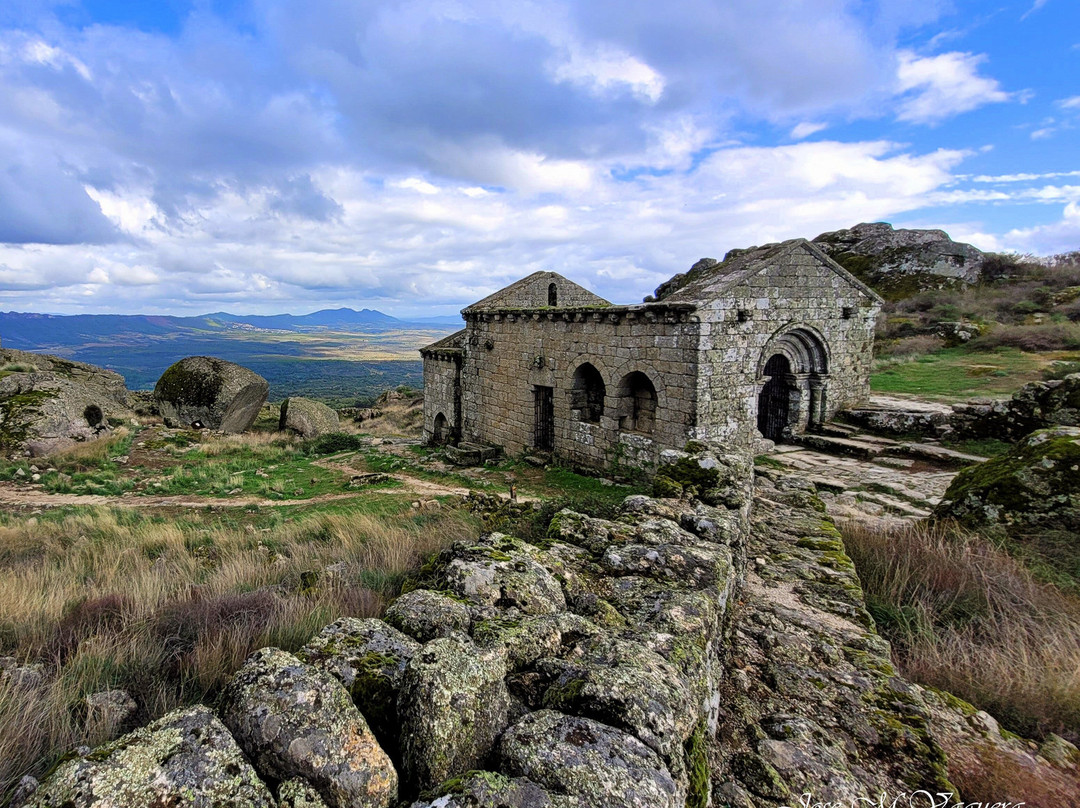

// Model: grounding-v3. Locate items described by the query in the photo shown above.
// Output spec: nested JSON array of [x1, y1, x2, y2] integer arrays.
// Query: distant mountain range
[[0, 308, 461, 399], [0, 308, 461, 351]]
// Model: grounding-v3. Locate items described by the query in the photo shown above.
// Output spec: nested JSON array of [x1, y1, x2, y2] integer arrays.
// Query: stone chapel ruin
[[421, 238, 883, 471]]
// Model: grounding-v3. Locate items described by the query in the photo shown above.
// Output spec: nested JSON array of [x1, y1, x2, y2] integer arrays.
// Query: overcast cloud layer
[[0, 0, 1077, 315]]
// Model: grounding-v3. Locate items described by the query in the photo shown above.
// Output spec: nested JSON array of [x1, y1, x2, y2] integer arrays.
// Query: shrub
[[309, 432, 367, 454], [876, 335, 946, 358], [968, 323, 1080, 353]]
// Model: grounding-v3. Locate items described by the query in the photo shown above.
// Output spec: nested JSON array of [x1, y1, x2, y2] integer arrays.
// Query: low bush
[[967, 322, 1080, 353], [875, 335, 946, 358]]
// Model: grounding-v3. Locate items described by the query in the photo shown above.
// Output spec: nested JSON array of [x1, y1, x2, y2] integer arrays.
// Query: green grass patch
[[871, 347, 1063, 401]]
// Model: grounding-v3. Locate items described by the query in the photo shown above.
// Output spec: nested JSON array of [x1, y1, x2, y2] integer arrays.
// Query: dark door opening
[[534, 385, 554, 451], [432, 412, 448, 445], [758, 354, 792, 441]]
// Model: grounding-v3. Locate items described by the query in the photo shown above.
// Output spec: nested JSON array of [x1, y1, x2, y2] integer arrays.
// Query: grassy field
[[871, 347, 1079, 401]]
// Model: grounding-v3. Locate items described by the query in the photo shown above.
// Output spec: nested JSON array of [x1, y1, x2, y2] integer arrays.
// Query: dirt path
[[0, 471, 527, 512]]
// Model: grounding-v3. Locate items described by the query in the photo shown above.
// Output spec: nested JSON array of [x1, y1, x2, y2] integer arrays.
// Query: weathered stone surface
[[154, 356, 269, 433], [935, 426, 1080, 536], [712, 482, 958, 805], [279, 397, 340, 438], [408, 772, 580, 808], [434, 533, 567, 620], [539, 635, 695, 764], [298, 617, 419, 755], [383, 588, 471, 642], [398, 634, 511, 792], [277, 778, 330, 808], [85, 689, 137, 731], [0, 349, 129, 405], [472, 613, 600, 671], [221, 647, 397, 808], [0, 371, 130, 456], [498, 711, 682, 808], [25, 705, 275, 808], [813, 221, 985, 285]]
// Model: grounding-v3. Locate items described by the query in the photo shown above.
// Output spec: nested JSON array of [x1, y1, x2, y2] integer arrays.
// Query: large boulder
[[280, 397, 339, 439], [23, 705, 275, 807], [934, 426, 1080, 534], [497, 711, 682, 808], [298, 617, 420, 756], [154, 356, 268, 432], [0, 371, 130, 456], [397, 633, 511, 792], [221, 648, 398, 808], [0, 349, 129, 405]]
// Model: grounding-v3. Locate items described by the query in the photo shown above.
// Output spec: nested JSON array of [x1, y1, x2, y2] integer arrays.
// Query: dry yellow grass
[[841, 519, 1080, 741], [0, 503, 476, 797]]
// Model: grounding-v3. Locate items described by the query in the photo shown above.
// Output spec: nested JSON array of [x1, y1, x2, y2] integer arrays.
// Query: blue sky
[[0, 0, 1077, 316]]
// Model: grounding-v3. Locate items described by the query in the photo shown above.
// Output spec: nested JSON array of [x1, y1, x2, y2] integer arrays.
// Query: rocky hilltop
[[813, 222, 987, 296]]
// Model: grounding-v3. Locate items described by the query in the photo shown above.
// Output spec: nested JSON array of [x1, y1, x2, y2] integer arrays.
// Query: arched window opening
[[548, 283, 558, 306], [431, 412, 449, 445], [571, 363, 605, 423], [617, 371, 657, 435]]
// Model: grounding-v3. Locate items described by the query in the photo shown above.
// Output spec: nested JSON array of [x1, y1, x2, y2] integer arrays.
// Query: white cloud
[[790, 122, 828, 140], [895, 50, 1012, 124], [1004, 201, 1080, 255], [549, 43, 664, 102], [1059, 96, 1080, 110]]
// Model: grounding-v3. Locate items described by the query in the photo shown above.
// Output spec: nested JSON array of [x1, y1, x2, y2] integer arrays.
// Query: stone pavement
[[764, 442, 959, 522]]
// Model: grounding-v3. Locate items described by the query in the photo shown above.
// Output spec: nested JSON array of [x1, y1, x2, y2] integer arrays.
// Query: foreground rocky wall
[[16, 447, 1078, 807]]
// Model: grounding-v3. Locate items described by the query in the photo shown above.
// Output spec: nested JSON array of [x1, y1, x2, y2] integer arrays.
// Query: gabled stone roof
[[419, 329, 465, 356], [656, 238, 884, 305], [462, 271, 610, 313]]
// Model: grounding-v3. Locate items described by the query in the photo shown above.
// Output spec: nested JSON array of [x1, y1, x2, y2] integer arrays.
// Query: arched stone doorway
[[756, 327, 830, 441], [431, 412, 449, 445]]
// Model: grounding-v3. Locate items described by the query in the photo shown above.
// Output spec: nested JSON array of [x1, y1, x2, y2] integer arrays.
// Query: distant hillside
[[0, 308, 458, 403], [0, 307, 445, 352]]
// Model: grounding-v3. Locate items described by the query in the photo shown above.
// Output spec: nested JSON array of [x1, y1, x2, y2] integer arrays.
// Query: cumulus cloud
[[895, 50, 1012, 124], [0, 1, 1070, 314]]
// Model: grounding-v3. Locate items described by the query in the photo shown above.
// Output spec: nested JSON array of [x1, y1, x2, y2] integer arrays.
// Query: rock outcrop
[[0, 372, 130, 456], [934, 426, 1080, 534], [23, 706, 275, 807], [813, 222, 986, 294], [154, 356, 269, 433], [0, 349, 134, 456], [280, 397, 339, 438], [949, 373, 1080, 441]]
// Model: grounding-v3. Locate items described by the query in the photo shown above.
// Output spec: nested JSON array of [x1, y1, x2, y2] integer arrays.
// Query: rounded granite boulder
[[153, 356, 269, 433], [280, 397, 340, 439], [221, 647, 398, 808]]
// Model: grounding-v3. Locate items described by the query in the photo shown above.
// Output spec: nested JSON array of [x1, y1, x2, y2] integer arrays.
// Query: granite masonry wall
[[692, 259, 879, 447], [458, 305, 700, 473]]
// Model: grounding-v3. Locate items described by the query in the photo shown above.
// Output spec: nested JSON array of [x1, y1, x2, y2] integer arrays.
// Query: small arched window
[[617, 372, 657, 435], [548, 283, 558, 306], [571, 363, 605, 423]]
